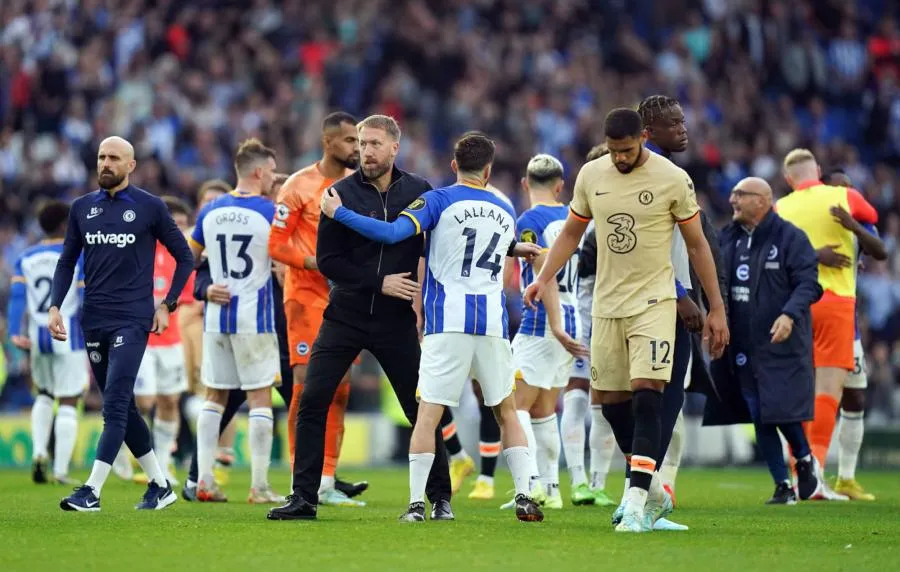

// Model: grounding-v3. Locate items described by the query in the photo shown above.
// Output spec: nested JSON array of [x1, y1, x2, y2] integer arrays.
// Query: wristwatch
[[162, 298, 178, 313]]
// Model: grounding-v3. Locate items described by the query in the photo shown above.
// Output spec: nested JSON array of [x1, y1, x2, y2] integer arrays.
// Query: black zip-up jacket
[[316, 165, 431, 322]]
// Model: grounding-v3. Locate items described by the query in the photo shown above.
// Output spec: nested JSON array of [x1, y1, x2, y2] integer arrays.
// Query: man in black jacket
[[268, 115, 452, 521], [705, 177, 824, 504]]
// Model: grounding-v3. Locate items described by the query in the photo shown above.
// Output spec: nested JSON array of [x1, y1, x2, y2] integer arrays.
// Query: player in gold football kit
[[524, 108, 729, 532]]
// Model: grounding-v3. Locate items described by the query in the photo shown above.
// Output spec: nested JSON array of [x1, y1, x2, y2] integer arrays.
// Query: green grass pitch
[[1, 467, 896, 571]]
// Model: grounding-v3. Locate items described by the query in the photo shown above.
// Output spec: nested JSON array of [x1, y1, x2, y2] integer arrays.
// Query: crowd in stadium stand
[[1, 0, 899, 421]]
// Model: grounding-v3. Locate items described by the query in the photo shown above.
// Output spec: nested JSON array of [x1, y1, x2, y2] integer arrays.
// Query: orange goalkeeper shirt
[[268, 162, 354, 304]]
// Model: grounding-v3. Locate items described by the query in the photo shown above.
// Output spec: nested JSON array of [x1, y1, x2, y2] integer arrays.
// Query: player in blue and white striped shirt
[[502, 154, 588, 510], [321, 132, 544, 522], [188, 138, 282, 503], [7, 201, 85, 485]]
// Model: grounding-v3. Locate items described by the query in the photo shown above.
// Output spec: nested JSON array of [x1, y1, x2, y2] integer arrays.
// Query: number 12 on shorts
[[649, 339, 671, 366]]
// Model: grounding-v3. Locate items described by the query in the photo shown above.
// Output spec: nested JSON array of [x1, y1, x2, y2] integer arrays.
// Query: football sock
[[806, 394, 839, 468], [53, 405, 78, 478], [838, 409, 864, 480], [479, 403, 501, 477], [196, 402, 224, 486], [136, 450, 168, 487], [248, 407, 274, 489], [590, 404, 616, 490], [152, 417, 178, 476], [532, 414, 560, 493], [409, 452, 435, 504], [503, 446, 532, 497], [85, 461, 112, 496], [440, 409, 466, 458], [31, 393, 54, 460], [561, 389, 589, 486], [516, 410, 540, 487], [660, 410, 685, 490], [630, 389, 662, 492]]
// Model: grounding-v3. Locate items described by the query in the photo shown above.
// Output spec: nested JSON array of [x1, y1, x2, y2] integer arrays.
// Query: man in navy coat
[[705, 177, 825, 504]]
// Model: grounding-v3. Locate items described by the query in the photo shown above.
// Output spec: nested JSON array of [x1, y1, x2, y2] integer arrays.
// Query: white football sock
[[136, 450, 168, 487], [561, 389, 589, 486], [408, 452, 435, 504], [838, 409, 865, 480], [515, 410, 539, 483], [248, 407, 274, 489], [532, 414, 560, 491], [152, 417, 178, 477], [31, 394, 54, 460], [112, 444, 133, 479], [649, 471, 666, 504], [196, 402, 223, 486], [660, 410, 685, 489], [319, 474, 336, 495], [85, 460, 112, 496], [589, 405, 615, 490], [183, 394, 203, 428], [624, 486, 648, 513], [53, 405, 78, 478], [503, 446, 532, 497]]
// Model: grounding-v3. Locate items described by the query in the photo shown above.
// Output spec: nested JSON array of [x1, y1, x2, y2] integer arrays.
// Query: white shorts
[[845, 338, 868, 390], [512, 333, 573, 389], [135, 344, 188, 397], [202, 332, 280, 391], [31, 352, 89, 398], [418, 333, 514, 408]]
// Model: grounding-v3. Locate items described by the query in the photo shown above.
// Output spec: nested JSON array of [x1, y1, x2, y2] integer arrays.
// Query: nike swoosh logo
[[595, 192, 611, 196], [113, 342, 124, 348], [85, 500, 98, 507], [86, 213, 100, 219], [651, 366, 666, 371]]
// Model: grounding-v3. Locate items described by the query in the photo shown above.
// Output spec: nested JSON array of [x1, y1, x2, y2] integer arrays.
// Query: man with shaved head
[[706, 176, 824, 504], [51, 136, 193, 512]]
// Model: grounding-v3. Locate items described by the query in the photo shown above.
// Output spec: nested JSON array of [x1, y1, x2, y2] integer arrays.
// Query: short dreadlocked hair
[[637, 95, 681, 127]]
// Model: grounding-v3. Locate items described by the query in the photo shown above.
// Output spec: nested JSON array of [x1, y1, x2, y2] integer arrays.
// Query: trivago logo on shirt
[[84, 231, 137, 248]]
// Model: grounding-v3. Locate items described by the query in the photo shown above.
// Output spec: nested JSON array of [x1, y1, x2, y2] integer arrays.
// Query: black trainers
[[515, 494, 544, 522], [335, 476, 369, 499], [430, 499, 454, 521], [32, 458, 49, 484], [399, 501, 426, 523], [766, 482, 798, 505], [267, 494, 317, 520], [795, 457, 822, 500]]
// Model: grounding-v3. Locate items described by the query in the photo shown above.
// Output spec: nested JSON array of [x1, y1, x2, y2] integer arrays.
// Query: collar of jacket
[[723, 208, 777, 241], [645, 140, 670, 159], [354, 164, 407, 189]]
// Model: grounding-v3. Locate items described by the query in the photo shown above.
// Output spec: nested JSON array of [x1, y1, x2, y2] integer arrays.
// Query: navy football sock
[[479, 403, 501, 477], [659, 322, 689, 460], [601, 399, 635, 480], [630, 389, 663, 492], [440, 408, 464, 457]]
